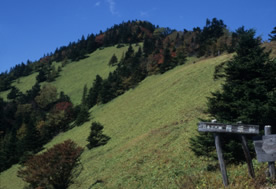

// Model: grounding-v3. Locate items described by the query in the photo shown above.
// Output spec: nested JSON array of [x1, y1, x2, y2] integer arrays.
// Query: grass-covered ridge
[[1, 54, 238, 188], [0, 44, 141, 104]]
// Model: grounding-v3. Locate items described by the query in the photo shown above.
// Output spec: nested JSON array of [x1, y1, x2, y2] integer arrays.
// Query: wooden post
[[241, 135, 255, 178], [198, 121, 260, 186], [214, 133, 229, 186], [264, 125, 276, 180]]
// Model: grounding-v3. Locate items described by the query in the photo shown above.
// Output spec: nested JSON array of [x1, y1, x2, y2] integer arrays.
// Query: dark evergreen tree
[[58, 91, 71, 103], [81, 84, 88, 106], [36, 69, 47, 83], [74, 106, 89, 126], [228, 26, 249, 53], [20, 120, 42, 155], [0, 98, 5, 132], [190, 132, 217, 160], [143, 35, 155, 56], [176, 47, 187, 65], [136, 47, 142, 58], [87, 34, 96, 53], [47, 65, 58, 82], [125, 44, 134, 59], [0, 99, 16, 133], [7, 86, 20, 100], [0, 73, 11, 91], [87, 75, 103, 108], [108, 54, 118, 66], [190, 27, 276, 163], [0, 130, 18, 171], [196, 18, 227, 56], [208, 28, 276, 125], [269, 26, 276, 41], [99, 80, 115, 104], [159, 48, 173, 74], [25, 82, 41, 102], [86, 122, 110, 149]]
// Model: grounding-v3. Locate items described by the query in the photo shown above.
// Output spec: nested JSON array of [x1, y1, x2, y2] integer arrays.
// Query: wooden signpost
[[198, 122, 259, 134], [253, 125, 276, 180], [198, 121, 259, 186]]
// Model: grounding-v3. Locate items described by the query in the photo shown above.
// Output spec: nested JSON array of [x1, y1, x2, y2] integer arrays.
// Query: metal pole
[[264, 125, 275, 180]]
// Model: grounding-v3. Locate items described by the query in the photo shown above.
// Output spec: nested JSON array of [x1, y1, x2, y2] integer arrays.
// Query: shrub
[[87, 122, 110, 149], [18, 140, 83, 189]]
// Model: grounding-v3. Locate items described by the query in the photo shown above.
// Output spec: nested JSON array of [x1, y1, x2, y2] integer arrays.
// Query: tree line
[[2, 19, 274, 92], [0, 82, 86, 172]]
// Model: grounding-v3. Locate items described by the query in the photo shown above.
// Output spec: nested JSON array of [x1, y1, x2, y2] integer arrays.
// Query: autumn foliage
[[18, 140, 83, 189], [54, 101, 73, 113]]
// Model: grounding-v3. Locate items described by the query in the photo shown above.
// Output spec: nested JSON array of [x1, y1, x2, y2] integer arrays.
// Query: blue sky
[[0, 0, 275, 73]]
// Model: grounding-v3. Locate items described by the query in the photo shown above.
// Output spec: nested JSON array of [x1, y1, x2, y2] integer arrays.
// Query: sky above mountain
[[0, 0, 275, 73]]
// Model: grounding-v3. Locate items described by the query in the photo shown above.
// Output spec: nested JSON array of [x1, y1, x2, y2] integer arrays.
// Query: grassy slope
[[51, 45, 141, 105], [0, 44, 140, 105], [0, 54, 235, 189], [0, 72, 38, 101]]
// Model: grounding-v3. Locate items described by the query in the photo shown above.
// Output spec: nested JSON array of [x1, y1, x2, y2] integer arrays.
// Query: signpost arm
[[214, 133, 229, 186], [264, 125, 275, 180], [241, 135, 255, 178]]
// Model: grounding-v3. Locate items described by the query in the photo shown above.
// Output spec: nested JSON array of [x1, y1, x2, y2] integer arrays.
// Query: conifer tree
[[26, 82, 41, 101], [176, 47, 187, 65], [108, 54, 118, 66], [7, 86, 20, 100], [269, 26, 276, 41], [81, 84, 88, 106], [36, 69, 47, 83], [74, 105, 89, 126], [87, 122, 110, 149], [207, 28, 276, 125], [99, 80, 115, 104], [125, 44, 134, 59], [87, 75, 103, 108], [143, 35, 155, 56], [20, 120, 42, 154], [159, 48, 173, 73], [190, 27, 276, 163], [0, 130, 18, 171]]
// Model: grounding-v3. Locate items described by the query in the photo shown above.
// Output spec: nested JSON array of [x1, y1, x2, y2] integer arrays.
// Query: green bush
[[87, 122, 110, 149]]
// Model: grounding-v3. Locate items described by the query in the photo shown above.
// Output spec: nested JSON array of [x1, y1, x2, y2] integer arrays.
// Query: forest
[[0, 19, 276, 188]]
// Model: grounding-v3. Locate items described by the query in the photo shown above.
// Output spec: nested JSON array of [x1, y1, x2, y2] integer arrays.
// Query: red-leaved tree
[[18, 140, 83, 189]]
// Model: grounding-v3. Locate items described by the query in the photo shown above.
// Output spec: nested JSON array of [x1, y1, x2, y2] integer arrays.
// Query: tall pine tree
[[87, 75, 103, 108], [269, 26, 276, 41], [207, 28, 276, 126], [190, 27, 276, 163]]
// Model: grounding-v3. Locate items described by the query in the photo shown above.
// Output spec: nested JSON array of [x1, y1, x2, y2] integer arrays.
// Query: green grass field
[[1, 38, 276, 188], [0, 54, 240, 189], [50, 45, 142, 105], [0, 72, 38, 101], [0, 44, 141, 104]]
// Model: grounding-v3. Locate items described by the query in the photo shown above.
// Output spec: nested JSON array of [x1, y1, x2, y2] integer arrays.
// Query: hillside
[[0, 54, 240, 188], [0, 45, 141, 104], [1, 21, 275, 188]]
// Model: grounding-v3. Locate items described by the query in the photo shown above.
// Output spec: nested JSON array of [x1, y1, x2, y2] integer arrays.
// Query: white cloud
[[95, 1, 101, 6], [139, 8, 157, 18], [140, 11, 148, 17], [106, 0, 119, 16]]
